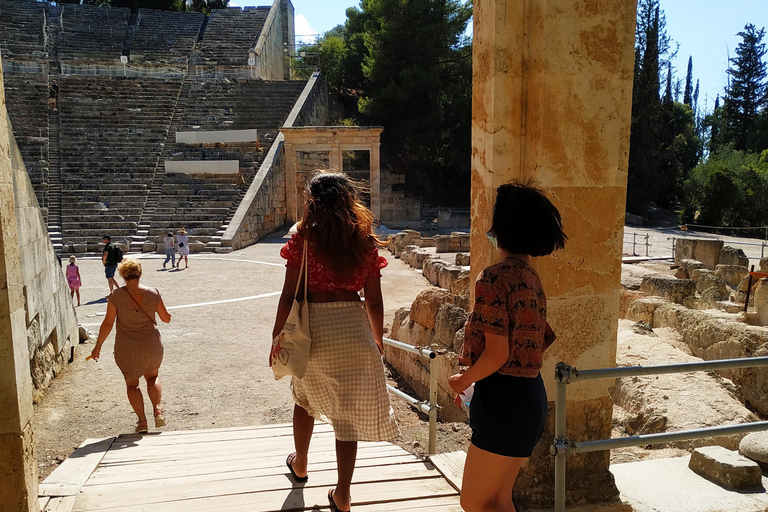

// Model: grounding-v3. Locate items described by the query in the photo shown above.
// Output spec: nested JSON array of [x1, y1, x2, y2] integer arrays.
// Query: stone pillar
[[0, 56, 40, 512], [471, 0, 636, 508], [284, 141, 298, 223], [329, 144, 342, 173], [370, 142, 381, 219]]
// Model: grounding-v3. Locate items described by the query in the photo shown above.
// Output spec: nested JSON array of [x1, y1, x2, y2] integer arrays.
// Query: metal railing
[[382, 336, 441, 454], [552, 356, 768, 512], [623, 232, 651, 257]]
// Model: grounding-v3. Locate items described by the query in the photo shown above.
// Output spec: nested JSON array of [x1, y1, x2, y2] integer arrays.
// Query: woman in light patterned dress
[[271, 173, 398, 512], [90, 259, 172, 434]]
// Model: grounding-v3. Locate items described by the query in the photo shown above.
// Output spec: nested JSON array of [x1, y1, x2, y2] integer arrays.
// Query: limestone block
[[689, 446, 762, 489], [453, 326, 465, 353], [455, 253, 470, 266], [738, 274, 757, 293], [450, 273, 471, 297], [73, 242, 87, 253], [761, 258, 768, 273], [680, 258, 705, 274], [690, 268, 710, 282], [422, 258, 446, 287], [695, 271, 728, 299], [715, 264, 749, 288], [719, 245, 749, 267], [434, 235, 451, 253], [639, 275, 696, 304], [390, 307, 410, 341], [739, 431, 768, 470], [215, 247, 233, 254], [753, 279, 768, 326], [26, 318, 42, 361], [410, 289, 467, 330], [438, 266, 466, 290], [434, 303, 468, 349], [675, 238, 723, 269], [674, 267, 688, 279], [188, 241, 206, 253], [408, 248, 430, 270], [78, 326, 89, 342], [626, 297, 667, 324]]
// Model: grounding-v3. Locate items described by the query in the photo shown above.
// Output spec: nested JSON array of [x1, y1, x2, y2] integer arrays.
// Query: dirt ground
[[34, 229, 470, 479]]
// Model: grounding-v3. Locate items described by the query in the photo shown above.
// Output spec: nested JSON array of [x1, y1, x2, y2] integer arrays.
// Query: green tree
[[683, 56, 693, 106], [187, 0, 229, 15], [724, 24, 767, 151]]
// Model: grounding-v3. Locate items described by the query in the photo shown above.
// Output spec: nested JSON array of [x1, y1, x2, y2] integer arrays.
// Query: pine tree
[[684, 56, 693, 106], [724, 24, 767, 151]]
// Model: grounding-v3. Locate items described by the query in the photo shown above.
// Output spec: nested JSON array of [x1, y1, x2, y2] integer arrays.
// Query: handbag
[[271, 240, 312, 380]]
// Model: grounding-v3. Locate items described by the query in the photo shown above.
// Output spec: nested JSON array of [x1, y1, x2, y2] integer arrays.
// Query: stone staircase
[[0, 0, 48, 61], [198, 7, 269, 66], [58, 3, 129, 65], [47, 111, 62, 252], [130, 9, 204, 65]]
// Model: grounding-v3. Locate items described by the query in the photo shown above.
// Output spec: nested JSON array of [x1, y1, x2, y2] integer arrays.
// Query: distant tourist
[[176, 228, 189, 269], [163, 232, 176, 269], [271, 173, 397, 512], [66, 255, 82, 306], [49, 81, 59, 111], [89, 259, 172, 434], [102, 236, 121, 295], [448, 181, 567, 512]]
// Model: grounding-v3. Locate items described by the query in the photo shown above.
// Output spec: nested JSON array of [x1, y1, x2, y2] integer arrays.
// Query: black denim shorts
[[469, 371, 548, 458]]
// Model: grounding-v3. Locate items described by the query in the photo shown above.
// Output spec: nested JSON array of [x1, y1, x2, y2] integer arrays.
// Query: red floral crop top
[[280, 233, 388, 293]]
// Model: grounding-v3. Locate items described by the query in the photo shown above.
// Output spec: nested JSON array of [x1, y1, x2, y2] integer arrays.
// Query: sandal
[[286, 452, 308, 482], [328, 488, 350, 512], [135, 420, 149, 434], [154, 409, 166, 428]]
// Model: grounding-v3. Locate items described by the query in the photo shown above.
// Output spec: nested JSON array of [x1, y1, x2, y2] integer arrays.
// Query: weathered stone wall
[[380, 168, 422, 228], [223, 72, 330, 248], [472, 0, 637, 507], [0, 54, 41, 512], [674, 238, 725, 270], [253, 0, 294, 81]]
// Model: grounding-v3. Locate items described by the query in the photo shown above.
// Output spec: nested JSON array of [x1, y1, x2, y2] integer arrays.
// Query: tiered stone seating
[[2, 74, 49, 206], [59, 4, 128, 64], [198, 7, 269, 66], [58, 76, 182, 250], [148, 79, 306, 248], [0, 0, 48, 62], [130, 9, 204, 65]]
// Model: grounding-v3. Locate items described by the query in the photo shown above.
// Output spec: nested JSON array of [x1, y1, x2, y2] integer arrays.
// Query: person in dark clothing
[[102, 236, 120, 294], [49, 81, 59, 111]]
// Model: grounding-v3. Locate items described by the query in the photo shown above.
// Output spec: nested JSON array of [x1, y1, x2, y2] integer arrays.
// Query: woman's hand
[[448, 373, 470, 395], [90, 344, 102, 362]]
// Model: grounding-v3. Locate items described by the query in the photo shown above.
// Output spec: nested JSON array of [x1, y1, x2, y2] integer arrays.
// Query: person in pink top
[[271, 173, 398, 512], [66, 255, 82, 306]]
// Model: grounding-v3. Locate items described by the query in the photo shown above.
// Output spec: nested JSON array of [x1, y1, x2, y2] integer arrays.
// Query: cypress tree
[[684, 56, 693, 106]]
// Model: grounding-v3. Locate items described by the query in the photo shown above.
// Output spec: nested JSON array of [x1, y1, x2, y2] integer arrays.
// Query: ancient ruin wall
[[253, 0, 294, 80], [6, 115, 79, 404], [222, 72, 331, 248]]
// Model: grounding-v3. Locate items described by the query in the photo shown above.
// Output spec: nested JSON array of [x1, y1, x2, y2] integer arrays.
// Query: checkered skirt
[[291, 301, 399, 442]]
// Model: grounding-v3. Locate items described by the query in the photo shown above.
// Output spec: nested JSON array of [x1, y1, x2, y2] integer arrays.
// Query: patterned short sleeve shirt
[[459, 256, 556, 377]]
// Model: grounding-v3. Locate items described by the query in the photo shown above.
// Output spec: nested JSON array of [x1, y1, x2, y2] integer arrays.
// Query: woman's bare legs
[[331, 440, 357, 511], [291, 404, 314, 478], [460, 443, 525, 512], [125, 377, 147, 424], [144, 368, 162, 415], [75, 288, 80, 306]]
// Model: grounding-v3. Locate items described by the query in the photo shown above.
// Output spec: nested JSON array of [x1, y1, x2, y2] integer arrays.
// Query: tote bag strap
[[123, 287, 157, 326], [293, 240, 308, 302]]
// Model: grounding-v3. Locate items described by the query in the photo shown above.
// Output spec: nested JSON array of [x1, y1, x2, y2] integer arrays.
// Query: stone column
[[0, 57, 40, 512], [284, 141, 298, 223], [329, 144, 342, 173], [370, 143, 381, 219], [471, 0, 636, 508]]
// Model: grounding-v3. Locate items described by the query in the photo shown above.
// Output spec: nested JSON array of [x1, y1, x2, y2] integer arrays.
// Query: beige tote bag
[[271, 240, 312, 380]]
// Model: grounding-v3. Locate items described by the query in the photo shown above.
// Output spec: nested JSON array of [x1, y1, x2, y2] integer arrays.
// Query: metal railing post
[[428, 351, 438, 455], [632, 233, 637, 256], [554, 364, 569, 512], [645, 234, 650, 257]]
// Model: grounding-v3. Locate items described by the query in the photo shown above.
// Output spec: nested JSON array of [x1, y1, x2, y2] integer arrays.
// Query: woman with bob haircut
[[272, 173, 398, 512], [90, 258, 172, 433], [448, 181, 567, 512]]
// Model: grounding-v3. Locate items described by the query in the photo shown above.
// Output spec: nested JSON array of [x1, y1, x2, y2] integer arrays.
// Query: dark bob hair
[[488, 181, 567, 257]]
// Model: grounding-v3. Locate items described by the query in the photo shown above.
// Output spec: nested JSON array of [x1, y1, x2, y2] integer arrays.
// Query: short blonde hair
[[118, 258, 142, 281], [69, 255, 76, 263]]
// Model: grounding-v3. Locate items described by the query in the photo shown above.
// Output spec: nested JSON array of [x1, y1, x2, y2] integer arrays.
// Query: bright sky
[[231, 0, 768, 111]]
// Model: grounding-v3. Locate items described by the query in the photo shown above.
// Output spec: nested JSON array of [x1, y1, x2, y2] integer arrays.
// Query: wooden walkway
[[39, 422, 465, 512]]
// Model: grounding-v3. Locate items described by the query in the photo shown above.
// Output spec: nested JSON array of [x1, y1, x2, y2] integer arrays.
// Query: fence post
[[554, 364, 568, 512], [428, 352, 438, 455], [645, 234, 650, 257], [632, 233, 637, 256]]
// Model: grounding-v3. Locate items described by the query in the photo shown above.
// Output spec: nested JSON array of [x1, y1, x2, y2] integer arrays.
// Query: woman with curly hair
[[90, 259, 172, 434], [272, 173, 398, 512]]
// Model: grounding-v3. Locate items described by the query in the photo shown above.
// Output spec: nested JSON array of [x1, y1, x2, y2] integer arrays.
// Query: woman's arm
[[363, 274, 384, 353], [89, 300, 117, 361], [448, 331, 509, 394], [157, 295, 172, 323], [271, 266, 301, 340]]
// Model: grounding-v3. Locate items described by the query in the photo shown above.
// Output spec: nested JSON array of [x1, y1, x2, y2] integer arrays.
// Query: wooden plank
[[428, 451, 466, 492], [43, 496, 77, 512], [39, 438, 114, 497], [112, 421, 328, 440], [38, 497, 50, 510], [75, 459, 443, 509], [86, 453, 419, 486], [352, 496, 463, 511], [73, 477, 459, 512]]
